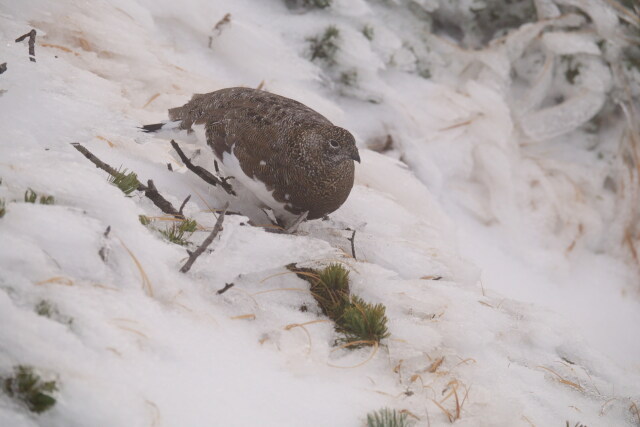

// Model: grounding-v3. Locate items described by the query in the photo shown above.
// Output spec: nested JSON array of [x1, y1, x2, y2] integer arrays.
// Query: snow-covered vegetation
[[1, 0, 639, 425]]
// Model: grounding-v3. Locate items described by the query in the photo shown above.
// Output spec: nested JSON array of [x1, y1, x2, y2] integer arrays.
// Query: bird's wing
[[168, 88, 331, 130], [168, 88, 328, 194]]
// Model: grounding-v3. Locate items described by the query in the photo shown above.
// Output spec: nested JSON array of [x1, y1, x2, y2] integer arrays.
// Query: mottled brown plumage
[[160, 87, 360, 222]]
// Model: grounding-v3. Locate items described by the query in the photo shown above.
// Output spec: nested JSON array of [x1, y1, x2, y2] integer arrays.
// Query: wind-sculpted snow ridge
[[0, 0, 639, 426]]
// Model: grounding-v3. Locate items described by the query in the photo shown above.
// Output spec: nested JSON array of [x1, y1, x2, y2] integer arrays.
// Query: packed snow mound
[[1, 0, 639, 426]]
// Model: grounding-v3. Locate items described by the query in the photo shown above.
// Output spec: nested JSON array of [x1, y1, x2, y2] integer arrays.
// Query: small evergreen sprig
[[139, 215, 152, 226], [362, 24, 374, 41], [2, 366, 58, 414], [35, 300, 74, 326], [160, 219, 198, 246], [109, 167, 140, 196], [312, 263, 351, 319], [338, 296, 390, 346], [0, 198, 5, 218], [289, 263, 390, 347], [24, 189, 55, 205], [285, 0, 331, 10], [366, 408, 412, 427], [308, 26, 340, 65]]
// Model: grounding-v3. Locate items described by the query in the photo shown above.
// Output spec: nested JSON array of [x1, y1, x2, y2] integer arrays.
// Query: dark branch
[[0, 63, 7, 74], [72, 142, 120, 176], [347, 229, 357, 260], [170, 140, 236, 195], [15, 29, 36, 62], [71, 143, 184, 218], [180, 203, 228, 273], [178, 194, 191, 215], [144, 180, 183, 218], [216, 283, 235, 295]]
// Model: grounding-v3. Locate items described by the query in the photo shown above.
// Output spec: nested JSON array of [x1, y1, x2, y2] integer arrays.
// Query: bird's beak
[[351, 148, 361, 163]]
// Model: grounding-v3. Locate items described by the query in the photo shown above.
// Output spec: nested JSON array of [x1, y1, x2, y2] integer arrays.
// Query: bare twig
[[170, 140, 236, 195], [180, 203, 228, 273], [144, 180, 183, 218], [217, 282, 235, 295], [71, 143, 184, 218], [72, 142, 120, 175], [15, 29, 36, 62], [346, 229, 357, 260], [178, 194, 191, 216]]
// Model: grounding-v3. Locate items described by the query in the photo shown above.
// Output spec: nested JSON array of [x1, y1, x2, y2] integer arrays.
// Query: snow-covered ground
[[1, 0, 639, 425]]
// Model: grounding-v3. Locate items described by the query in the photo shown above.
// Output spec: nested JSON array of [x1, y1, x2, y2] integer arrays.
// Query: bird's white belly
[[221, 149, 294, 217], [191, 123, 296, 224]]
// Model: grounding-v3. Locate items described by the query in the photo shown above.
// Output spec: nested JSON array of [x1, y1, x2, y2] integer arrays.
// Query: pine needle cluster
[[366, 408, 412, 427], [24, 189, 55, 205], [312, 263, 351, 319], [109, 167, 140, 196], [338, 296, 389, 346], [159, 219, 198, 246], [35, 300, 73, 326], [362, 24, 374, 41], [289, 263, 390, 347], [138, 215, 152, 226], [308, 26, 340, 65], [286, 0, 331, 11], [2, 366, 58, 414]]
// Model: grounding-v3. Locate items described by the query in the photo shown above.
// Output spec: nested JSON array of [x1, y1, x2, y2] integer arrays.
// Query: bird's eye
[[329, 140, 339, 148]]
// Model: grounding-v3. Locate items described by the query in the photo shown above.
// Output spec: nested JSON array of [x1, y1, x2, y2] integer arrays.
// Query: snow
[[1, 0, 639, 426]]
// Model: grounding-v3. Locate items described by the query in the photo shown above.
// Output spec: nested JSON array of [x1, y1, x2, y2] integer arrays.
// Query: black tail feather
[[140, 122, 164, 133]]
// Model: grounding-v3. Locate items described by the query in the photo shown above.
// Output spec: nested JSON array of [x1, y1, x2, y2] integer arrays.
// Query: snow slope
[[1, 0, 639, 426]]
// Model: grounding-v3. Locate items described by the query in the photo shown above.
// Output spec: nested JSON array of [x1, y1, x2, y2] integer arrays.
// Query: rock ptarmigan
[[143, 87, 360, 227]]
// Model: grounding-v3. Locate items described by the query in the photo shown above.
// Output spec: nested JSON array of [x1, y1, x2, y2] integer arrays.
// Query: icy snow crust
[[0, 0, 639, 426]]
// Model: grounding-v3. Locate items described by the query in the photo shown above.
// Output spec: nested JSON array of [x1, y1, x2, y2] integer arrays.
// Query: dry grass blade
[[145, 400, 161, 427], [118, 238, 154, 297], [143, 93, 160, 108], [438, 118, 475, 132], [284, 319, 332, 329], [425, 357, 444, 373], [96, 135, 115, 147], [536, 366, 584, 392], [260, 270, 320, 284], [630, 401, 640, 424], [429, 398, 454, 423], [116, 325, 148, 339], [399, 409, 420, 420], [327, 341, 379, 369], [283, 323, 313, 354], [454, 357, 477, 367], [251, 287, 310, 296], [460, 384, 472, 413], [453, 384, 461, 420], [230, 314, 256, 320], [35, 276, 74, 286], [600, 397, 617, 415], [40, 42, 79, 56]]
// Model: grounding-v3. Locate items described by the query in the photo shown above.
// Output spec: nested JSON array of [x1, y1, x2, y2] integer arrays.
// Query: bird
[[142, 87, 360, 228]]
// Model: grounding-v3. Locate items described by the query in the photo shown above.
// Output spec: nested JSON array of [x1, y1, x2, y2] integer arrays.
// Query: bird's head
[[305, 125, 360, 166]]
